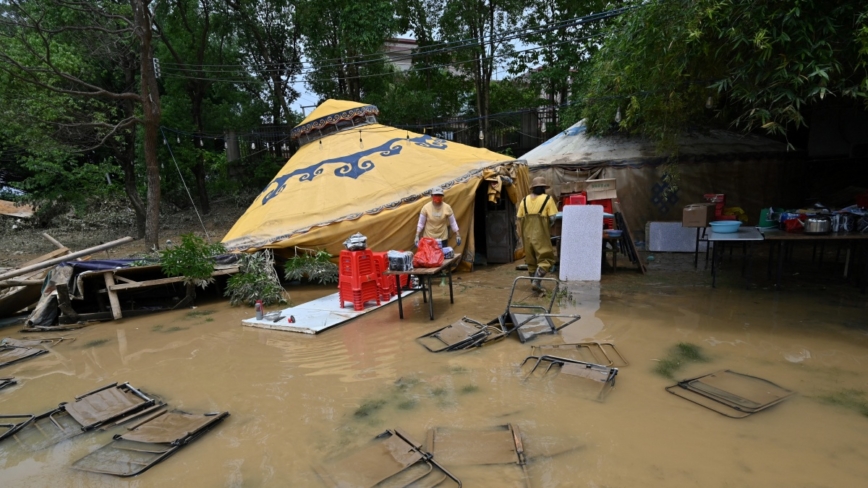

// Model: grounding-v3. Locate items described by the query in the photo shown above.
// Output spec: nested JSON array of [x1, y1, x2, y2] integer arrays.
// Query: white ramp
[[242, 290, 416, 334]]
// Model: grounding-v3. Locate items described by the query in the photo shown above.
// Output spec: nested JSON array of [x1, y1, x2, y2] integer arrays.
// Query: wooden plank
[[0, 280, 43, 289], [383, 257, 461, 276], [108, 266, 239, 292], [103, 273, 123, 320], [41, 233, 66, 249], [21, 247, 70, 267]]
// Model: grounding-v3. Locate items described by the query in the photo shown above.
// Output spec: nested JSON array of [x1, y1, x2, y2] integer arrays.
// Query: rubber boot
[[532, 268, 547, 293]]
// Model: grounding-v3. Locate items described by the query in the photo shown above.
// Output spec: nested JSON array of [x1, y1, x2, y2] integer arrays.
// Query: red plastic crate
[[564, 194, 587, 206], [370, 252, 392, 301], [339, 281, 380, 311], [588, 198, 615, 229], [339, 250, 378, 290]]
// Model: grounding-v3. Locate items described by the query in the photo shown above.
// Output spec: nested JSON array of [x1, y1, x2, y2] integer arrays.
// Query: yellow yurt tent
[[222, 100, 530, 268]]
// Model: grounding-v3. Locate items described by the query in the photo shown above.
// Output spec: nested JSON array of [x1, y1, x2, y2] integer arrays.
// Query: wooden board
[[614, 204, 646, 274]]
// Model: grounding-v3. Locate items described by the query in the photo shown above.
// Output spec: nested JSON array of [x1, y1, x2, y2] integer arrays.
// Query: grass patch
[[448, 366, 469, 375], [430, 387, 448, 397], [204, 317, 214, 322], [817, 389, 868, 417], [152, 325, 187, 333], [82, 339, 110, 348], [394, 377, 420, 391], [459, 384, 479, 394], [353, 399, 386, 418], [654, 342, 708, 379], [396, 399, 418, 410], [186, 309, 215, 319]]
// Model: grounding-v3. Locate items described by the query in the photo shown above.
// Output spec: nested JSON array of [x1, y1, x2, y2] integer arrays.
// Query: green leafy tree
[[578, 0, 868, 150], [223, 0, 302, 124], [438, 0, 523, 147], [156, 0, 267, 214], [510, 0, 610, 129], [298, 0, 400, 101], [0, 0, 164, 247]]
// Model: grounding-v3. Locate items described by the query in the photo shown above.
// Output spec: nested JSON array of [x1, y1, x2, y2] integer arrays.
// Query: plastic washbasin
[[709, 221, 742, 233]]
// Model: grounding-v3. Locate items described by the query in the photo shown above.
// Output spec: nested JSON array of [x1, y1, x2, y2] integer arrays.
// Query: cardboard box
[[682, 203, 716, 227], [585, 178, 617, 200]]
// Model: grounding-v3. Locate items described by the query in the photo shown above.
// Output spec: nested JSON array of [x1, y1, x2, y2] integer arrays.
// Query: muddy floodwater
[[1, 263, 868, 487]]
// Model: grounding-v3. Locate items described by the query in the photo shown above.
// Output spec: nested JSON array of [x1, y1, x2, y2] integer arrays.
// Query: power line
[[161, 34, 604, 85], [159, 6, 632, 77]]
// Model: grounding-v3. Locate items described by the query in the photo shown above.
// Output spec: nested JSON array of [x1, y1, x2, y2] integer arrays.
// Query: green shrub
[[284, 249, 338, 285], [225, 250, 288, 306], [159, 233, 225, 288]]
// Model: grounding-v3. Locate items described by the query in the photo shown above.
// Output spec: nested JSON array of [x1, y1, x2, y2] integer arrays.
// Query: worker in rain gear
[[517, 177, 558, 292], [415, 187, 462, 249]]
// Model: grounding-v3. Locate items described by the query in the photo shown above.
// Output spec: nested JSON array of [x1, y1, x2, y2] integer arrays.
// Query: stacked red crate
[[587, 196, 615, 229], [370, 252, 393, 301], [338, 250, 381, 311], [704, 194, 726, 219]]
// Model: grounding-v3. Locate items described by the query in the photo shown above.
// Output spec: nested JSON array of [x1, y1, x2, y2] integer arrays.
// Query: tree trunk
[[136, 0, 162, 249], [122, 56, 146, 238], [191, 94, 211, 215]]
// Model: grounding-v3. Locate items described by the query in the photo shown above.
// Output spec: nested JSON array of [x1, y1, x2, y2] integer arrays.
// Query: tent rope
[[160, 127, 211, 243]]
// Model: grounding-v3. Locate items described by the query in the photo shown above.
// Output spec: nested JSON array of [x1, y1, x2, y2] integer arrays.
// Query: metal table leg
[[694, 228, 700, 268], [427, 275, 435, 320], [745, 242, 753, 290], [395, 274, 404, 319], [712, 241, 719, 288], [776, 241, 785, 290], [447, 267, 454, 304]]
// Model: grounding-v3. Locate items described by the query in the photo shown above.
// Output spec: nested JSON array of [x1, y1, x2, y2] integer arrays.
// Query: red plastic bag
[[413, 237, 444, 268]]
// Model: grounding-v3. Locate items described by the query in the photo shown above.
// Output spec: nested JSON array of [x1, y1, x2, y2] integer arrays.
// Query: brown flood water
[[1, 263, 868, 487]]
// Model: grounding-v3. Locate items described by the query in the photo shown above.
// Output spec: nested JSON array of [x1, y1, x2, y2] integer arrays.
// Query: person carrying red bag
[[415, 187, 462, 249]]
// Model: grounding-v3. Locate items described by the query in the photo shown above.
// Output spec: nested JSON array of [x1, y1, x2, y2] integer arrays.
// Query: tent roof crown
[[291, 99, 380, 146]]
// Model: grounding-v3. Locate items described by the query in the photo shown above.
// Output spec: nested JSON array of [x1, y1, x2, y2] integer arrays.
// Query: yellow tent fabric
[[222, 100, 529, 268]]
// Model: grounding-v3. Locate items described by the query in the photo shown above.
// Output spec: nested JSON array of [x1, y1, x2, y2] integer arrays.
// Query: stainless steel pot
[[804, 216, 831, 235]]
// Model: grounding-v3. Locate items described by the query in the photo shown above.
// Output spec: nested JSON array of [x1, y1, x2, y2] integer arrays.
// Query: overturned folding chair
[[490, 277, 580, 343], [7, 382, 155, 451], [666, 370, 794, 418], [531, 342, 628, 367], [0, 344, 48, 369], [0, 414, 33, 442], [314, 428, 461, 488], [522, 355, 618, 400], [416, 277, 580, 353], [72, 410, 229, 476], [425, 424, 529, 488], [0, 377, 15, 391], [416, 317, 508, 352]]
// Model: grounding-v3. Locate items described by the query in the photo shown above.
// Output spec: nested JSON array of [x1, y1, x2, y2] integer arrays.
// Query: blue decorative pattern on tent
[[290, 105, 379, 140], [261, 135, 447, 205], [651, 181, 679, 214]]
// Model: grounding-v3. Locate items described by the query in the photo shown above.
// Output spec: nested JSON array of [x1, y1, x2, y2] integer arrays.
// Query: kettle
[[804, 215, 831, 235]]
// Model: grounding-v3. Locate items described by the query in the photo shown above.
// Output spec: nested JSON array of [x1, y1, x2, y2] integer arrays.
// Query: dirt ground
[[0, 196, 252, 269]]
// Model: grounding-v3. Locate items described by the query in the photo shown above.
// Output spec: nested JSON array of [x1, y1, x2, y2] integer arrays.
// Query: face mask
[[432, 196, 443, 204], [533, 187, 545, 195]]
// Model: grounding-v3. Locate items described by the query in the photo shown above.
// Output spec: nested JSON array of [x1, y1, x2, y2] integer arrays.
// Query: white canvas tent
[[523, 120, 805, 239]]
